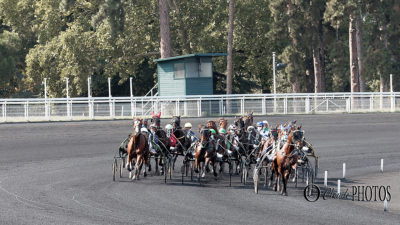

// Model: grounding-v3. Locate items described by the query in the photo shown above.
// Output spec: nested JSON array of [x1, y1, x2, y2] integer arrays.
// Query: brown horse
[[242, 112, 254, 130], [272, 126, 304, 195], [194, 128, 217, 178], [126, 118, 150, 180], [218, 118, 228, 131]]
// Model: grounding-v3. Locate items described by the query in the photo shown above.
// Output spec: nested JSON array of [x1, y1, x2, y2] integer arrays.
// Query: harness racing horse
[[272, 126, 304, 195], [171, 116, 192, 170], [126, 118, 150, 180], [194, 128, 218, 178], [150, 112, 171, 175]]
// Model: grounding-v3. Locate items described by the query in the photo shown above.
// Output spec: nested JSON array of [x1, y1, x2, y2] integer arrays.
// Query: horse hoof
[[201, 173, 206, 178], [194, 168, 199, 173], [282, 192, 288, 196], [144, 172, 147, 177]]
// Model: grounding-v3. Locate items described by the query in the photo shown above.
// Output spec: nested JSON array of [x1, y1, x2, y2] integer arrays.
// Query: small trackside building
[[154, 53, 227, 96]]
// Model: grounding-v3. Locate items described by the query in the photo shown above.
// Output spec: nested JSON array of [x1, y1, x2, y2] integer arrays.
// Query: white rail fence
[[0, 92, 398, 122]]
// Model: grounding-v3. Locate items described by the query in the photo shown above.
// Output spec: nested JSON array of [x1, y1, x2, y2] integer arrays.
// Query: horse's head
[[291, 129, 305, 150], [270, 128, 279, 141], [200, 128, 211, 146], [133, 118, 142, 133], [234, 117, 245, 131], [242, 111, 253, 128], [172, 115, 181, 129], [219, 118, 228, 129]]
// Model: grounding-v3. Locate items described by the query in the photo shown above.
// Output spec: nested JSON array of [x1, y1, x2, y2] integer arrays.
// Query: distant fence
[[0, 92, 398, 122]]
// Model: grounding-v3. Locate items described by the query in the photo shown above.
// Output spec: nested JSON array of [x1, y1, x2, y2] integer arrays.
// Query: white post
[[305, 97, 310, 114], [65, 78, 71, 119], [3, 102, 6, 122], [44, 78, 49, 120], [87, 77, 91, 98], [108, 77, 112, 118], [24, 101, 28, 121], [324, 171, 328, 187], [390, 74, 395, 112], [384, 199, 388, 212], [88, 77, 92, 119], [381, 158, 384, 173], [390, 74, 393, 93], [65, 77, 69, 98], [273, 52, 276, 113], [343, 163, 346, 179], [130, 77, 133, 97], [337, 179, 341, 194]]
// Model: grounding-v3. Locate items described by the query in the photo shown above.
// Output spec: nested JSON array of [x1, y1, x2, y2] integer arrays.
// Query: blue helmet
[[256, 121, 264, 127]]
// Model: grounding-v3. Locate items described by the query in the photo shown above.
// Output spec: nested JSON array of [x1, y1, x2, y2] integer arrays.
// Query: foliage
[[0, 0, 399, 97]]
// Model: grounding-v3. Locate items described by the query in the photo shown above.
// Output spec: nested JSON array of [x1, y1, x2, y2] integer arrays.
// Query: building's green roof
[[154, 53, 227, 62]]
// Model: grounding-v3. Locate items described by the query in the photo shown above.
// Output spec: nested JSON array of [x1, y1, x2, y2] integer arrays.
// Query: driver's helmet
[[141, 127, 149, 133], [184, 122, 192, 128], [219, 128, 227, 134], [165, 124, 173, 130], [150, 123, 157, 130], [263, 120, 269, 127], [256, 122, 264, 131], [247, 126, 255, 132]]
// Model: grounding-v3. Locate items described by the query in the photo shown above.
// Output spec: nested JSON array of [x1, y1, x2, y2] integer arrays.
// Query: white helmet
[[184, 122, 192, 128], [263, 120, 269, 126], [247, 126, 255, 132], [228, 124, 237, 130], [165, 124, 173, 130], [141, 127, 149, 133]]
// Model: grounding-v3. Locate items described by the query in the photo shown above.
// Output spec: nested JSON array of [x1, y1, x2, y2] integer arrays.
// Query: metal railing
[[0, 92, 398, 122]]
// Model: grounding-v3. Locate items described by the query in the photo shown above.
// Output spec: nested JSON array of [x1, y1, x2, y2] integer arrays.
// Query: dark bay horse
[[194, 128, 217, 178], [171, 116, 192, 170], [126, 118, 150, 180], [151, 112, 171, 175], [272, 126, 304, 195]]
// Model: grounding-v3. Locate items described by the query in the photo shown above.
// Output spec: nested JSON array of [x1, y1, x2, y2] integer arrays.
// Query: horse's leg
[[133, 155, 142, 180], [194, 151, 200, 173], [282, 169, 290, 196], [213, 160, 218, 177], [202, 157, 210, 178], [155, 157, 159, 175]]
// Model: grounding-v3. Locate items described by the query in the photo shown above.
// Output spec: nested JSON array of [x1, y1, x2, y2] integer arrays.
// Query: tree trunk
[[313, 48, 322, 93], [159, 0, 171, 58], [292, 76, 301, 93], [226, 0, 234, 95], [349, 14, 359, 93], [356, 12, 366, 92]]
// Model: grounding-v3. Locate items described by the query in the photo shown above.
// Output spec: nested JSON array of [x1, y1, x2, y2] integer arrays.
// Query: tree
[[158, 0, 171, 58]]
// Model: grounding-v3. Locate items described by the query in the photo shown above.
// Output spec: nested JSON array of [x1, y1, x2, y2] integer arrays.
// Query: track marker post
[[343, 163, 346, 179], [324, 171, 328, 187], [384, 199, 388, 212], [380, 159, 384, 173], [337, 179, 341, 194]]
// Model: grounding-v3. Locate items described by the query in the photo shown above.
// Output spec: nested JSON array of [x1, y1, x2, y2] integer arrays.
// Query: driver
[[148, 123, 159, 154], [184, 122, 197, 142]]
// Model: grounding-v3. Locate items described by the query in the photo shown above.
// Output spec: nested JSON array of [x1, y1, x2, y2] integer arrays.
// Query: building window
[[199, 58, 212, 77], [185, 62, 199, 78], [174, 63, 184, 79]]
